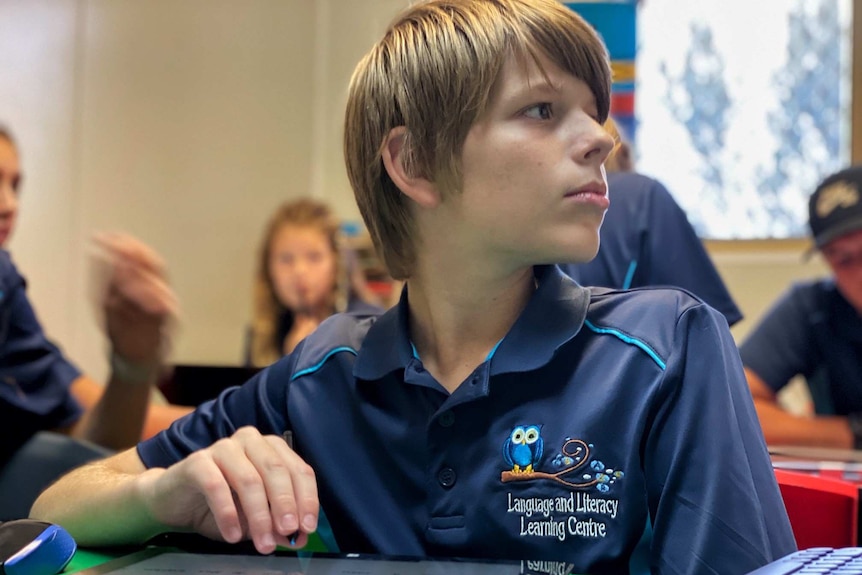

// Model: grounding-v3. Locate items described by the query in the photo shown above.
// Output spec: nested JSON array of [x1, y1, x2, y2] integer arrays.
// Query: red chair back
[[774, 468, 859, 549]]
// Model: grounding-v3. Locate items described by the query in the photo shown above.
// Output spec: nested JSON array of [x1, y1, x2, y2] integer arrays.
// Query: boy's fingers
[[211, 435, 278, 554], [109, 260, 179, 317], [264, 435, 319, 536], [181, 453, 243, 543], [93, 232, 166, 275]]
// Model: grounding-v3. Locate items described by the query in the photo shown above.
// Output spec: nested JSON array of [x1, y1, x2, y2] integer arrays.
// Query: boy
[[742, 165, 862, 447], [32, 1, 795, 572]]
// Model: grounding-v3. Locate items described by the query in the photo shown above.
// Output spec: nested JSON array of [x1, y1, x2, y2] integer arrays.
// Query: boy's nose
[[577, 121, 616, 166]]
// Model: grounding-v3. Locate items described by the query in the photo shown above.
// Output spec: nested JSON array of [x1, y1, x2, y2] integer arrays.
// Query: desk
[[67, 549, 124, 573], [65, 532, 329, 574]]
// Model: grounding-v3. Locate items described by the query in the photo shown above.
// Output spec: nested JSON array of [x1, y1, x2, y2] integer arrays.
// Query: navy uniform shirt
[[140, 265, 794, 574], [560, 172, 743, 327], [0, 250, 82, 463], [740, 278, 862, 415]]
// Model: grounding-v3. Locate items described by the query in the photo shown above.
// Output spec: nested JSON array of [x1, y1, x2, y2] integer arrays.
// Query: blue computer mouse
[[0, 520, 76, 575]]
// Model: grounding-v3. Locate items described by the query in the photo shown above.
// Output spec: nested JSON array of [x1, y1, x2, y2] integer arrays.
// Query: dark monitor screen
[[159, 364, 261, 406]]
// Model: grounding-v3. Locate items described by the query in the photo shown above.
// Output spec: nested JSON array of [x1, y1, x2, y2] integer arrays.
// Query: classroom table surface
[[65, 532, 329, 574]]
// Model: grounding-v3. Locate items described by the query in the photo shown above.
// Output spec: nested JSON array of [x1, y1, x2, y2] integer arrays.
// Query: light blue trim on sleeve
[[290, 346, 358, 381], [622, 260, 638, 290], [584, 319, 666, 370]]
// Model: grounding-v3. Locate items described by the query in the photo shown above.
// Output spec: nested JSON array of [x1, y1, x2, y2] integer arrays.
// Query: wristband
[[109, 351, 159, 385], [847, 412, 862, 451]]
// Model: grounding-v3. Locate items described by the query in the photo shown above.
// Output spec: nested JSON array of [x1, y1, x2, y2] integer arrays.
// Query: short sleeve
[[0, 253, 82, 458], [137, 349, 299, 468], [645, 303, 796, 573], [739, 284, 818, 393]]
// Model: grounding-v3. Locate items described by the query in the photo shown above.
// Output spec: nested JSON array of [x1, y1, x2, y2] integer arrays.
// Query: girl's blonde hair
[[603, 116, 633, 174], [249, 198, 348, 366]]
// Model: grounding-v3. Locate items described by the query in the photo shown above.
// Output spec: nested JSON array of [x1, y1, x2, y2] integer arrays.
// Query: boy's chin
[[546, 247, 600, 265]]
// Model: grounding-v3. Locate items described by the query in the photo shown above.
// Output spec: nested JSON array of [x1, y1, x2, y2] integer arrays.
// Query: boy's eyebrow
[[506, 78, 564, 100]]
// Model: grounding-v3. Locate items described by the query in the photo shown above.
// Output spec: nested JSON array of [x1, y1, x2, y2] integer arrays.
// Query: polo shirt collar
[[353, 265, 590, 381]]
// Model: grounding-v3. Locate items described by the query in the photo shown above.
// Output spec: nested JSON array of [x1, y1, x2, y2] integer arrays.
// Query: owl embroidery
[[503, 425, 543, 474]]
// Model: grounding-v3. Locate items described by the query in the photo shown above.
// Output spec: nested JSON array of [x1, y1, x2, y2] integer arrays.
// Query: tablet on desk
[[74, 547, 586, 575]]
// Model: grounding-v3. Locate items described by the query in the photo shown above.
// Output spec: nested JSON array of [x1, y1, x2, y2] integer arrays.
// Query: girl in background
[[246, 198, 382, 367]]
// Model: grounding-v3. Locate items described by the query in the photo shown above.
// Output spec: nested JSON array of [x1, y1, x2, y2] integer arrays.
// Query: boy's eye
[[523, 103, 553, 120]]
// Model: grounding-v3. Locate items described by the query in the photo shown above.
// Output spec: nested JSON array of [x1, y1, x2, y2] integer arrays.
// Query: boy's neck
[[406, 264, 536, 393]]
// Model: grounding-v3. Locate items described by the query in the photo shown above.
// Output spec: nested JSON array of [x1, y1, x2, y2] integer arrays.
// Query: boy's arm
[[63, 233, 187, 448], [63, 375, 193, 446], [30, 426, 319, 555], [646, 303, 796, 573], [745, 367, 853, 448]]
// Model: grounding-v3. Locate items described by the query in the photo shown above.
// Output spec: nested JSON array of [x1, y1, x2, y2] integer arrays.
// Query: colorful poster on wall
[[565, 2, 636, 142]]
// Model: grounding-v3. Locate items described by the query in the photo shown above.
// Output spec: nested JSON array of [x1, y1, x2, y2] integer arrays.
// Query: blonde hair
[[344, 0, 611, 280], [249, 198, 346, 366], [603, 116, 633, 174]]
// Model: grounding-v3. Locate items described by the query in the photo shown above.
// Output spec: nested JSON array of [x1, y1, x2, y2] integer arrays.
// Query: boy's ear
[[381, 127, 440, 209]]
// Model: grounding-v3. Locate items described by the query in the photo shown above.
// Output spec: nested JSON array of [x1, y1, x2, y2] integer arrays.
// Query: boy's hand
[[92, 232, 179, 366], [142, 426, 319, 554]]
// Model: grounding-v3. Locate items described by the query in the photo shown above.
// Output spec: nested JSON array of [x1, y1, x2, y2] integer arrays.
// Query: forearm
[[69, 373, 155, 450], [30, 451, 166, 546], [142, 403, 193, 440], [752, 397, 853, 448]]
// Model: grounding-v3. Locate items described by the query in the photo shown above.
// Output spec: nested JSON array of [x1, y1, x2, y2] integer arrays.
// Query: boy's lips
[[563, 182, 609, 208]]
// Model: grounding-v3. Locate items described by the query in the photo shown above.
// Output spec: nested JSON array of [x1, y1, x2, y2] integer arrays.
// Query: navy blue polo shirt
[[140, 265, 793, 574], [740, 278, 862, 415], [560, 172, 743, 327], [0, 250, 82, 463]]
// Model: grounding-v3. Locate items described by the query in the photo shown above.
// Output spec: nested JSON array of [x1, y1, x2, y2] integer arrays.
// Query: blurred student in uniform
[[0, 126, 190, 512], [741, 165, 862, 448]]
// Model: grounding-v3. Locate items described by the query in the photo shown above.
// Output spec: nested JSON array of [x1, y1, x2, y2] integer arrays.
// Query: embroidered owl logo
[[503, 425, 543, 474]]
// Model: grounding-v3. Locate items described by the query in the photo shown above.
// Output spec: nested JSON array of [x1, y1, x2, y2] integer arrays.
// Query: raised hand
[[92, 232, 179, 367]]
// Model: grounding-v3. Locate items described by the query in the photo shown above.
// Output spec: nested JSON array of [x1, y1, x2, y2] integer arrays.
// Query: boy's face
[[822, 228, 862, 314], [453, 51, 614, 268]]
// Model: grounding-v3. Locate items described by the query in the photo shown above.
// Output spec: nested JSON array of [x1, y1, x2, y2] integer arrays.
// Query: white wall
[[0, 0, 842, 384], [708, 240, 831, 342], [0, 0, 81, 369]]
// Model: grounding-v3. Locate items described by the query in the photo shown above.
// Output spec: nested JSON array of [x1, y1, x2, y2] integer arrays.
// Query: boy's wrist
[[109, 350, 160, 385]]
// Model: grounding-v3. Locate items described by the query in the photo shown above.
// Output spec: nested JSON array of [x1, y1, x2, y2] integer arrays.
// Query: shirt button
[[438, 411, 455, 427], [438, 467, 457, 488]]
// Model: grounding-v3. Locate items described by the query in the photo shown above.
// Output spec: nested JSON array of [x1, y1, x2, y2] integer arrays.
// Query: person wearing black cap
[[740, 165, 862, 448]]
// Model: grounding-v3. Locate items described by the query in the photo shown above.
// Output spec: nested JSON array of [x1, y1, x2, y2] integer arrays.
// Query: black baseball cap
[[808, 165, 862, 249]]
